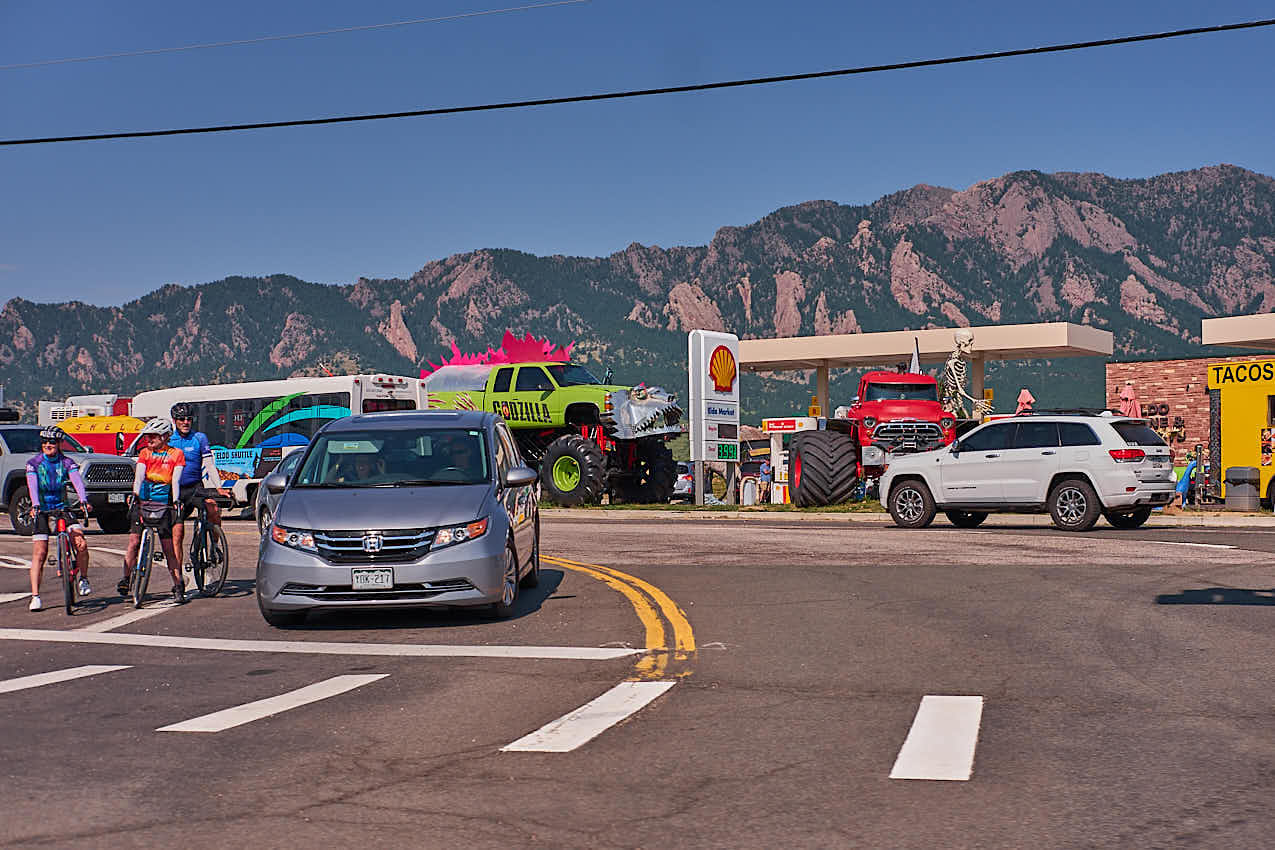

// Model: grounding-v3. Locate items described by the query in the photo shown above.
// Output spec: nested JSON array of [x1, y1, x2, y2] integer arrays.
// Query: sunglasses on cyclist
[[41, 439, 59, 446]]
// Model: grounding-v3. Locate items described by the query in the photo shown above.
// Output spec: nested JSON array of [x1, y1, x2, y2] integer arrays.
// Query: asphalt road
[[2, 513, 1275, 848]]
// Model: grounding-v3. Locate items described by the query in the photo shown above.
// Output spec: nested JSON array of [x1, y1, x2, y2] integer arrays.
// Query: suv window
[[492, 368, 514, 393], [959, 423, 1014, 452], [1013, 421, 1059, 449], [1059, 422, 1102, 446], [515, 367, 554, 392], [1112, 421, 1168, 446]]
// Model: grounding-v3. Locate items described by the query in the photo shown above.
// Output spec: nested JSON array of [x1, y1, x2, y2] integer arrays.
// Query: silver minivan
[[256, 410, 540, 626]]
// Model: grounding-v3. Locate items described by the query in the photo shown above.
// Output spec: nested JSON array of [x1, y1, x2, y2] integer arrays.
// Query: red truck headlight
[[863, 416, 877, 429], [940, 416, 955, 429]]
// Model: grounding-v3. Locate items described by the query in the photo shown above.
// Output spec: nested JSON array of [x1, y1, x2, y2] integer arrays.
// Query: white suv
[[880, 414, 1176, 531]]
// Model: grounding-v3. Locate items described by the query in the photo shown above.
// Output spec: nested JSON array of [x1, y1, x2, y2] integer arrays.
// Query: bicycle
[[188, 497, 229, 597], [40, 508, 86, 616], [130, 500, 171, 608]]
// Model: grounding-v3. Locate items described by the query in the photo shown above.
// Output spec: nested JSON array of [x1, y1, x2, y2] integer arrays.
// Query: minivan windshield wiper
[[377, 478, 478, 487]]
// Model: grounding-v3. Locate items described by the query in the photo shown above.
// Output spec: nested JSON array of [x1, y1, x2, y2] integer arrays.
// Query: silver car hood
[[276, 484, 493, 531]]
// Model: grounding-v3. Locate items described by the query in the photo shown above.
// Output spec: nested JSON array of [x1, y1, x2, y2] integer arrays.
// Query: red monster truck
[[789, 371, 956, 506]]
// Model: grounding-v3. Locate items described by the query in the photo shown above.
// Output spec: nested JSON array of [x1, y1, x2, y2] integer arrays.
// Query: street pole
[[694, 460, 705, 506]]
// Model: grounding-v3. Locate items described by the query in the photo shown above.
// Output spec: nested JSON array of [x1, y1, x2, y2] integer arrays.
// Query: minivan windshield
[[863, 383, 938, 402], [294, 428, 490, 487]]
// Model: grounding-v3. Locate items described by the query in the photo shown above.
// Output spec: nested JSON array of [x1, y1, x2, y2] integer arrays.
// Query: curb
[[542, 508, 1275, 528]]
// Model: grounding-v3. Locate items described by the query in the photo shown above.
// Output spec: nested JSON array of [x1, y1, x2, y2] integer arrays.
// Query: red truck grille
[[872, 421, 944, 447]]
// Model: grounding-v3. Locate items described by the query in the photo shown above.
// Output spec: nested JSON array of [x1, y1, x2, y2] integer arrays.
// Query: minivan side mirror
[[503, 466, 538, 488], [264, 472, 289, 495]]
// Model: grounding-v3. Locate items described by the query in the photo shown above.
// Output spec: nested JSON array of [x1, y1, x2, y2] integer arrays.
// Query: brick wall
[[1105, 356, 1259, 453]]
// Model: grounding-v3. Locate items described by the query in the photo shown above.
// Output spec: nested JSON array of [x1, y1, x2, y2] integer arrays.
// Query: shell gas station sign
[[688, 330, 740, 463]]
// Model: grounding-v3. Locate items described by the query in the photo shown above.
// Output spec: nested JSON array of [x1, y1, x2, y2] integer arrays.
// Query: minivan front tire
[[488, 545, 520, 618]]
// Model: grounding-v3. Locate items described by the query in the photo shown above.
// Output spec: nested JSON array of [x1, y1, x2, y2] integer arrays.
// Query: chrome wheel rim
[[1057, 487, 1087, 524], [896, 488, 924, 523], [501, 551, 517, 606]]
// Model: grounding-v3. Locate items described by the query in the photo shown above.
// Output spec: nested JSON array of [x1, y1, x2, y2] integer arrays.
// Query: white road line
[[0, 628, 643, 660], [502, 680, 677, 753], [1146, 540, 1236, 550], [0, 664, 131, 695], [76, 600, 181, 632], [157, 674, 387, 733], [0, 555, 31, 570], [0, 591, 32, 604], [88, 546, 130, 556], [890, 695, 985, 781]]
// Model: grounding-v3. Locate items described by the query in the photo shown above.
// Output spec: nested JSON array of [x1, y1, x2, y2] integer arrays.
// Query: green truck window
[[493, 368, 514, 393], [516, 367, 553, 392]]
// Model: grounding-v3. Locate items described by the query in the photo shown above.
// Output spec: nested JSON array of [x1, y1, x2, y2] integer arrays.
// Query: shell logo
[[709, 345, 737, 393]]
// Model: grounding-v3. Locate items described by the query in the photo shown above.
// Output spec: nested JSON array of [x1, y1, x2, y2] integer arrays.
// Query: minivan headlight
[[434, 517, 488, 549], [271, 524, 316, 552]]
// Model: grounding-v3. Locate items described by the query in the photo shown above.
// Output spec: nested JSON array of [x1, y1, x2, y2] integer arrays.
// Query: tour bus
[[128, 374, 427, 509]]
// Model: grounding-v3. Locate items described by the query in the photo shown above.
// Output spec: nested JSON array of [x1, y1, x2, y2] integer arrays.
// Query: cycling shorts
[[177, 487, 214, 522], [129, 502, 174, 539], [33, 512, 84, 542]]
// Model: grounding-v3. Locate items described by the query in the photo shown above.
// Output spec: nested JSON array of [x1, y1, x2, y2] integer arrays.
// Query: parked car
[[673, 461, 694, 501], [256, 410, 541, 626], [0, 425, 136, 535], [880, 413, 1175, 531], [255, 448, 305, 535]]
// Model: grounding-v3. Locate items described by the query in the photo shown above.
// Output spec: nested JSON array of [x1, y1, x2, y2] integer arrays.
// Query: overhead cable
[[3, 17, 1272, 147], [0, 0, 590, 71]]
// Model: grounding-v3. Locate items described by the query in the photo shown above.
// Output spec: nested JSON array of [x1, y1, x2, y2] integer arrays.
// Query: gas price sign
[[688, 330, 740, 463]]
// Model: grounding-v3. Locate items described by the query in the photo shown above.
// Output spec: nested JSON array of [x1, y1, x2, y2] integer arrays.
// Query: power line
[[4, 17, 1272, 147], [0, 0, 591, 71]]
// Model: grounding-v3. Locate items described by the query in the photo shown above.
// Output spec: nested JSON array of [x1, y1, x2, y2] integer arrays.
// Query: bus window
[[362, 398, 417, 413]]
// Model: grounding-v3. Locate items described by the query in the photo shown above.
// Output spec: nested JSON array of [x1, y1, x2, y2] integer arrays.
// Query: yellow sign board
[[1207, 359, 1275, 389]]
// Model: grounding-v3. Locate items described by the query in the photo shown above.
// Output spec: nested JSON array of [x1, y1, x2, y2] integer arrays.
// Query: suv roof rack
[[1021, 408, 1123, 417]]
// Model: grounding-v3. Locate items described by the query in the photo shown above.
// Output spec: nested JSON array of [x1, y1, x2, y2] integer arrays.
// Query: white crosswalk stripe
[[0, 591, 32, 605], [502, 680, 676, 753], [890, 695, 985, 781], [0, 665, 131, 695], [157, 674, 388, 733]]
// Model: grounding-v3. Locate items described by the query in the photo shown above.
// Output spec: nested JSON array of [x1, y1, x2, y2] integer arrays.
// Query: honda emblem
[[362, 533, 383, 554]]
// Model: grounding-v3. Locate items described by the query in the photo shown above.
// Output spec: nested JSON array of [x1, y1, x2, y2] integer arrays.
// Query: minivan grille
[[313, 528, 434, 564], [872, 421, 944, 446], [83, 463, 134, 484], [280, 578, 475, 601]]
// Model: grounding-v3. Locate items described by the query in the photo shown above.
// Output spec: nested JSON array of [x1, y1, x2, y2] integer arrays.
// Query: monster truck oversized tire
[[614, 439, 677, 504], [790, 431, 858, 507], [540, 434, 606, 505]]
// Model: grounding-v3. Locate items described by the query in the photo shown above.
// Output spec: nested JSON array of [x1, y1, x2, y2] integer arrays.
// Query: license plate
[[108, 493, 127, 503], [351, 568, 394, 590]]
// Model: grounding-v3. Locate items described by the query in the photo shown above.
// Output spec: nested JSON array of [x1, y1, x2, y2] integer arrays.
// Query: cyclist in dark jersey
[[167, 402, 228, 571], [25, 426, 91, 612]]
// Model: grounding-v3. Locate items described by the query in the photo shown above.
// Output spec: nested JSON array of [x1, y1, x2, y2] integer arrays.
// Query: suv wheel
[[1048, 478, 1100, 531], [1104, 508, 1151, 529], [888, 480, 936, 529], [7, 491, 35, 536], [944, 510, 988, 529]]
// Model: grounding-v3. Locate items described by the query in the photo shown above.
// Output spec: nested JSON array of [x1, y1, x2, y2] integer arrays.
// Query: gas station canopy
[[738, 322, 1113, 371], [1202, 313, 1275, 351]]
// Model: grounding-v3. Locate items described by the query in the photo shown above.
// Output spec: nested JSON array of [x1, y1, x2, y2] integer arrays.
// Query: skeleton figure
[[941, 329, 993, 418]]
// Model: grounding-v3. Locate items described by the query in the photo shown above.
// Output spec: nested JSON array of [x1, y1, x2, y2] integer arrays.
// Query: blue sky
[[2, 0, 1273, 306]]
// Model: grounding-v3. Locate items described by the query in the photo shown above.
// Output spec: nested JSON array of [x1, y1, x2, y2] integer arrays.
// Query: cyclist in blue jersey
[[25, 426, 91, 612], [168, 402, 229, 571]]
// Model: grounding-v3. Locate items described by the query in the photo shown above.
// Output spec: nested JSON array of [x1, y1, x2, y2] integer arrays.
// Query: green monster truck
[[421, 336, 683, 505]]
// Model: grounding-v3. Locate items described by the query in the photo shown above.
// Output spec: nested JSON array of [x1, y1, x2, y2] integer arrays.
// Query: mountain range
[[3, 164, 1273, 421]]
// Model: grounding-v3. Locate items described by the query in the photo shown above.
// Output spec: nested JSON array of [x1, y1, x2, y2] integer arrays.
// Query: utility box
[[1224, 466, 1260, 511]]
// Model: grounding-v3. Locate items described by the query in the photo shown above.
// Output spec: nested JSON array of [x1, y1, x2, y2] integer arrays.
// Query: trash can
[[739, 477, 758, 506], [1224, 466, 1260, 511]]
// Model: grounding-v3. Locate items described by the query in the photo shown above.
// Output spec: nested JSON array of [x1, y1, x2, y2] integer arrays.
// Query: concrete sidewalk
[[544, 507, 1275, 528]]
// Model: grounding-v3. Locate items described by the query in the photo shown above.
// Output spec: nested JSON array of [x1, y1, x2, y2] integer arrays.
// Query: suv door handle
[[984, 453, 1000, 459], [1040, 450, 1056, 456]]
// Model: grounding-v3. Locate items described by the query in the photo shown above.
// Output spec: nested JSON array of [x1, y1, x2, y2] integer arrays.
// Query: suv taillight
[[1109, 448, 1146, 463]]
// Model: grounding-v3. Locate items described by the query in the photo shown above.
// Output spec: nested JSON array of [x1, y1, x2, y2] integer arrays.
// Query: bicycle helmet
[[139, 417, 174, 440], [170, 402, 194, 420], [39, 425, 67, 444]]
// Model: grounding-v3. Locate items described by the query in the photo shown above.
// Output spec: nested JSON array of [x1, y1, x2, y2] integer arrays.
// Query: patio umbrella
[[1118, 380, 1140, 418], [1015, 388, 1036, 415]]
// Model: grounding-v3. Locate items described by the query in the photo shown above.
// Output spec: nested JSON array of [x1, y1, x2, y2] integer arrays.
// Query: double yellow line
[[541, 555, 695, 681]]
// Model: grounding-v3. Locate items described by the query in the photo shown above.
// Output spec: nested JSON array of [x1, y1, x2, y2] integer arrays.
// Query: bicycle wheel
[[59, 532, 75, 615], [189, 518, 206, 591], [133, 530, 153, 608], [197, 525, 229, 597]]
